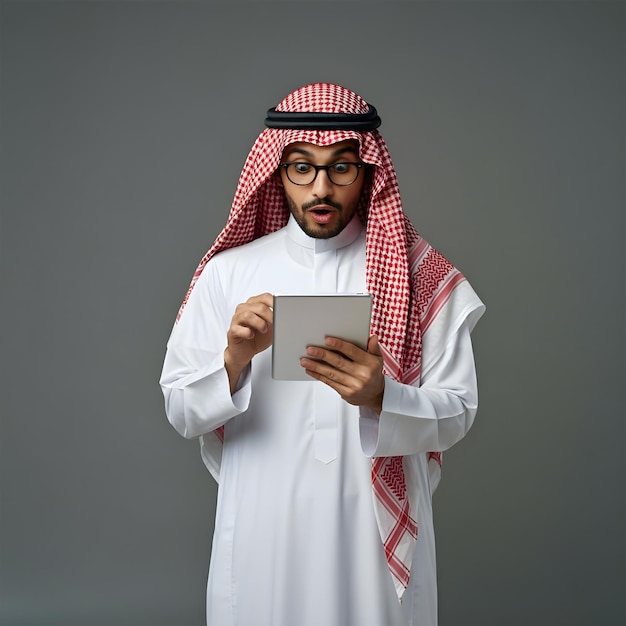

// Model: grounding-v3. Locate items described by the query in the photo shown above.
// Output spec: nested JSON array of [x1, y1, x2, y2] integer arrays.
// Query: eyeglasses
[[279, 162, 364, 186]]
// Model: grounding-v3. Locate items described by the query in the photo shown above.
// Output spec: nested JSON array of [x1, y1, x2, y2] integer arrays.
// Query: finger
[[367, 334, 382, 356], [252, 295, 275, 325], [247, 292, 274, 310], [323, 336, 379, 367], [232, 314, 267, 337], [304, 346, 355, 374], [300, 359, 352, 390], [323, 336, 364, 362], [234, 302, 274, 330]]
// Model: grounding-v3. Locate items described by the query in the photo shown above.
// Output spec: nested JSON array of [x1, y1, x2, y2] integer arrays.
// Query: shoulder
[[212, 227, 287, 265], [215, 228, 286, 259]]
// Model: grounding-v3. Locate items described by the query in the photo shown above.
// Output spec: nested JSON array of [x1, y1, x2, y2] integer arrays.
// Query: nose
[[311, 168, 334, 197]]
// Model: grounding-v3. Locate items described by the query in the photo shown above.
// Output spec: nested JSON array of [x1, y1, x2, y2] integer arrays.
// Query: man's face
[[279, 140, 365, 239]]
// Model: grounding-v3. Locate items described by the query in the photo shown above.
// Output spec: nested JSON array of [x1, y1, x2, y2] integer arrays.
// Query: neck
[[287, 213, 364, 251]]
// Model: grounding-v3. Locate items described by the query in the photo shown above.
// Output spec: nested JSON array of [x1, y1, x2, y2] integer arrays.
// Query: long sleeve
[[159, 260, 252, 439], [160, 346, 252, 439], [359, 320, 478, 457]]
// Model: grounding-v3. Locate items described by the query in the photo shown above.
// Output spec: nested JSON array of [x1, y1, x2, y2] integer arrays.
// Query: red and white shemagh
[[178, 83, 465, 599]]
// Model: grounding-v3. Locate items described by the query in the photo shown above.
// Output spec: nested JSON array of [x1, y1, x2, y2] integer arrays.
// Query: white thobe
[[160, 215, 484, 626]]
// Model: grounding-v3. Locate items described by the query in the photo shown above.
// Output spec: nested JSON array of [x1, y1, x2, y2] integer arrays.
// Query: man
[[160, 83, 485, 626]]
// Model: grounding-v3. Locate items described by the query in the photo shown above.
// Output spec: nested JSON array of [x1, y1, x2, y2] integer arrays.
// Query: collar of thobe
[[286, 212, 364, 252]]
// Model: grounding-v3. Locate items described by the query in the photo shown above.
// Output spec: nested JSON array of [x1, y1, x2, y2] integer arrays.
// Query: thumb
[[367, 334, 382, 356]]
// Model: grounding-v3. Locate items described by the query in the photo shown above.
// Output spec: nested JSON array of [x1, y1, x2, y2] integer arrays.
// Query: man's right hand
[[224, 292, 274, 393]]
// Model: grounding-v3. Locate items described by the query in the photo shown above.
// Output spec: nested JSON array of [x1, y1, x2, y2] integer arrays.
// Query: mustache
[[302, 198, 342, 211]]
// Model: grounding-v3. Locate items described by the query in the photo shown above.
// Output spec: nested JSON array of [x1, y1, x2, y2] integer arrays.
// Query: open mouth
[[308, 208, 335, 224]]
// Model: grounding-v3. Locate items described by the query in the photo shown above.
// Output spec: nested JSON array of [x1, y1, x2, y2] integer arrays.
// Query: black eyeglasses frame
[[279, 162, 364, 186]]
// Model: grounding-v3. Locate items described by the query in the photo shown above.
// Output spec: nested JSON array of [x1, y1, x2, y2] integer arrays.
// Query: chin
[[303, 224, 345, 239]]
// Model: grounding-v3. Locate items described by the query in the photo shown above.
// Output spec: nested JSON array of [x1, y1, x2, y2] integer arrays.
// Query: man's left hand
[[300, 335, 385, 413]]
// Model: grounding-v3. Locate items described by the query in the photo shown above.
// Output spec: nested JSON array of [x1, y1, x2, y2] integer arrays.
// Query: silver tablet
[[271, 293, 373, 381]]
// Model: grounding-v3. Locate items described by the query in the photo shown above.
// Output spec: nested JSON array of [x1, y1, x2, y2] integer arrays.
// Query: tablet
[[271, 293, 372, 381]]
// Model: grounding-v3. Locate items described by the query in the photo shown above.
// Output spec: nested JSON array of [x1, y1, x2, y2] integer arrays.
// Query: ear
[[274, 168, 284, 187]]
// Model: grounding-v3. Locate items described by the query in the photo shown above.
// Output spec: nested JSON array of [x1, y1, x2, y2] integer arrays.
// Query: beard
[[286, 196, 357, 240]]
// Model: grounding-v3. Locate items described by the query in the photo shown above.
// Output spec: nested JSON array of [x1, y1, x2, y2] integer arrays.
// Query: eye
[[332, 163, 350, 173], [293, 162, 312, 174]]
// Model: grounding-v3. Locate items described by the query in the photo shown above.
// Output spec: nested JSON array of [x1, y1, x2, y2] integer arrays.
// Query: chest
[[221, 240, 367, 304]]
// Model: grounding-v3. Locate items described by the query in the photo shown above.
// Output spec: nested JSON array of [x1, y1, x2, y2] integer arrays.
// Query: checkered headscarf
[[179, 83, 464, 598]]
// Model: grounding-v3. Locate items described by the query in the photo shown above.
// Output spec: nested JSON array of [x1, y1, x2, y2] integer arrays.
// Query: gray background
[[1, 1, 624, 625]]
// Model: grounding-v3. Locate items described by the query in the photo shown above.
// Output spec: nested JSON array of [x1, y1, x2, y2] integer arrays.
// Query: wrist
[[370, 379, 385, 414], [224, 347, 248, 393], [370, 395, 383, 414]]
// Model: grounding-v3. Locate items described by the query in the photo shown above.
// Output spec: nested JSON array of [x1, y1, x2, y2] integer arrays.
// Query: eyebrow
[[284, 145, 359, 160]]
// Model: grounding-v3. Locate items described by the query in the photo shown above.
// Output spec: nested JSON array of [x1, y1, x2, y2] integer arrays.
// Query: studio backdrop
[[1, 2, 623, 625]]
